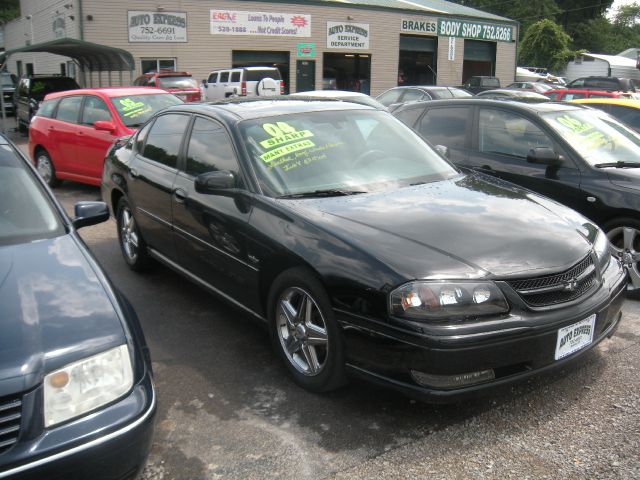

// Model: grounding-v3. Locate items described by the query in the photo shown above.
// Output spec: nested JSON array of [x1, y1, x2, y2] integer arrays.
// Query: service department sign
[[128, 11, 187, 42], [327, 22, 369, 50]]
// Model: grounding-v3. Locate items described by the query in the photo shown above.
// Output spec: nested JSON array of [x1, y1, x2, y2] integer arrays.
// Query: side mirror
[[195, 170, 236, 194], [94, 120, 116, 133], [434, 144, 450, 159], [527, 147, 562, 166], [202, 79, 208, 88], [72, 201, 109, 229]]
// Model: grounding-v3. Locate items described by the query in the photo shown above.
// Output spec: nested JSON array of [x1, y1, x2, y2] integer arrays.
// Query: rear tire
[[116, 197, 152, 272], [267, 267, 347, 393], [35, 149, 60, 188]]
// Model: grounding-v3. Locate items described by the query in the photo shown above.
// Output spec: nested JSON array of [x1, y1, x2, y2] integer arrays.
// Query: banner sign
[[297, 43, 316, 57], [326, 22, 369, 49], [448, 37, 456, 61], [210, 10, 311, 37], [128, 11, 187, 42], [437, 18, 513, 42], [400, 19, 437, 36]]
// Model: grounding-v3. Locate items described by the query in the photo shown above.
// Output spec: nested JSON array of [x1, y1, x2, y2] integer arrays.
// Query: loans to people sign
[[437, 18, 514, 42], [210, 10, 311, 37], [326, 22, 369, 49], [128, 11, 187, 42]]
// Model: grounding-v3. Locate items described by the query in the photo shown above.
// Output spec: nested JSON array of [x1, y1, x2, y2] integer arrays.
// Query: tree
[[519, 19, 575, 71], [0, 0, 19, 25]]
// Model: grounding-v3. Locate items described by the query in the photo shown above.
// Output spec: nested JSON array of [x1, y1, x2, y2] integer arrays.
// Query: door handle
[[173, 188, 187, 204], [129, 168, 139, 179]]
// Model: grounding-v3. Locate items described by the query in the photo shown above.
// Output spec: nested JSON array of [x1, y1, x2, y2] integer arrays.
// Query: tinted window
[[604, 105, 640, 131], [81, 96, 111, 125], [418, 107, 471, 147], [564, 93, 586, 100], [208, 72, 218, 83], [479, 108, 553, 158], [30, 77, 79, 101], [402, 89, 427, 102], [394, 107, 423, 127], [143, 114, 189, 168], [36, 99, 59, 118], [245, 69, 282, 81], [55, 96, 83, 123], [230, 71, 241, 82], [135, 121, 152, 154], [219, 72, 229, 82], [377, 89, 403, 107], [186, 118, 240, 178]]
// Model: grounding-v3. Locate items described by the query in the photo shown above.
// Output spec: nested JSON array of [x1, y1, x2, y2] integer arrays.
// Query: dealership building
[[2, 0, 518, 96]]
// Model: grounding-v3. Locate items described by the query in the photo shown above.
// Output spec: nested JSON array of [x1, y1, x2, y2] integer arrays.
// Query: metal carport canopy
[[0, 38, 134, 72]]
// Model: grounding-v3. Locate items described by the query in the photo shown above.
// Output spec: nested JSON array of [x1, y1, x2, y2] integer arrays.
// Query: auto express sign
[[327, 22, 369, 49], [210, 10, 311, 37], [128, 11, 187, 42]]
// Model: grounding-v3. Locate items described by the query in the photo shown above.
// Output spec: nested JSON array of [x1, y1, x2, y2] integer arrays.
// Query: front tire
[[267, 267, 347, 392], [604, 217, 640, 294], [116, 197, 151, 272], [35, 149, 60, 188]]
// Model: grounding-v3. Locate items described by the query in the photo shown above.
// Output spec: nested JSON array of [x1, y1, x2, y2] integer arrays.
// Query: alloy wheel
[[36, 155, 53, 184], [120, 207, 139, 262], [607, 226, 640, 289], [275, 287, 329, 376]]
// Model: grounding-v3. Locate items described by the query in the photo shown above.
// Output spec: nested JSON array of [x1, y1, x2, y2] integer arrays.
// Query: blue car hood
[[0, 235, 126, 396]]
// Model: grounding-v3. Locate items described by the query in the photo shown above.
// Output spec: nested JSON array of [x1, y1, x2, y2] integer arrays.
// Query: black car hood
[[284, 175, 593, 280], [0, 235, 126, 396], [607, 168, 640, 192]]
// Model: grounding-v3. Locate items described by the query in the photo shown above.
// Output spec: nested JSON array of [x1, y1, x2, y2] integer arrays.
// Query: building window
[[26, 63, 34, 76], [140, 58, 176, 74]]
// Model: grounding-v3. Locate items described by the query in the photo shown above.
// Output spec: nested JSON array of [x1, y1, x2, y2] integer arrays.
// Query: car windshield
[[30, 77, 79, 101], [240, 109, 458, 197], [110, 93, 183, 127], [157, 76, 198, 89], [1, 74, 16, 88], [0, 144, 64, 245], [542, 108, 640, 166]]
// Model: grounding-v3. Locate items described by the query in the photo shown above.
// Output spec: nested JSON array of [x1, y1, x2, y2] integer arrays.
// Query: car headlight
[[390, 281, 509, 321], [593, 230, 612, 272], [44, 345, 134, 427]]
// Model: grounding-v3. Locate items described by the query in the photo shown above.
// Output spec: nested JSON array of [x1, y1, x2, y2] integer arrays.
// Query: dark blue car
[[0, 134, 154, 479]]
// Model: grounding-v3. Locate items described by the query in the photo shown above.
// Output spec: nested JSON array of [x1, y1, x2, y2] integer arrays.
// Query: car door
[[414, 105, 474, 164], [467, 106, 583, 211], [172, 116, 259, 310], [128, 113, 190, 260], [50, 95, 84, 176], [75, 95, 116, 182], [203, 72, 219, 101]]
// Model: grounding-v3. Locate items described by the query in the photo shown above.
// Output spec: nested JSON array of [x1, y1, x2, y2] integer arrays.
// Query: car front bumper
[[0, 372, 155, 480], [337, 258, 628, 403]]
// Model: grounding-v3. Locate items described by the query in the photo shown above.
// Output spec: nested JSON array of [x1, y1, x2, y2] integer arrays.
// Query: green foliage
[[0, 0, 19, 24], [519, 19, 575, 71]]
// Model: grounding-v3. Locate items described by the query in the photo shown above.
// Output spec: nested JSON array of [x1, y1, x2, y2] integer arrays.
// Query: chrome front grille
[[508, 254, 598, 307], [0, 396, 22, 455]]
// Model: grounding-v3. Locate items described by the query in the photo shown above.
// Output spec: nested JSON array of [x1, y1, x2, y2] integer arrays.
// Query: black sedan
[[393, 99, 640, 293], [0, 135, 154, 478], [376, 86, 472, 108], [102, 99, 626, 401]]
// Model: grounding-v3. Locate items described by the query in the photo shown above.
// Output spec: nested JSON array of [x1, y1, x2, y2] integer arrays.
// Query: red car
[[545, 88, 637, 101], [133, 71, 201, 102], [29, 87, 182, 187]]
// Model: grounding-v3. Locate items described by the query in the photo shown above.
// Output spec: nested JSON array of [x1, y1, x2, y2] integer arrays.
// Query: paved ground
[[8, 126, 640, 479]]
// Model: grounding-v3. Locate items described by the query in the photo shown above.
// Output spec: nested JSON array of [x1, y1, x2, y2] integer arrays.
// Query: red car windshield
[[110, 93, 183, 127], [157, 76, 198, 90]]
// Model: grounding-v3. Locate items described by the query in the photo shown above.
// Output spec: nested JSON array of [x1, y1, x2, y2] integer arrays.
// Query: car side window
[[418, 107, 471, 148], [55, 96, 83, 123], [208, 72, 218, 83], [134, 121, 153, 154], [478, 108, 553, 158], [219, 72, 229, 83], [230, 71, 241, 82], [377, 89, 403, 107], [565, 93, 585, 100], [36, 99, 59, 118], [400, 89, 426, 103], [394, 107, 423, 128], [81, 96, 112, 125], [142, 114, 190, 168], [185, 117, 242, 183]]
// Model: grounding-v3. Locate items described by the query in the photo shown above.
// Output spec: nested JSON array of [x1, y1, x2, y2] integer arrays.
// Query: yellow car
[[571, 98, 640, 132]]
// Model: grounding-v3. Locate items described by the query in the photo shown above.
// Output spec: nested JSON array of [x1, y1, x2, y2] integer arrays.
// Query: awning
[[0, 38, 134, 71]]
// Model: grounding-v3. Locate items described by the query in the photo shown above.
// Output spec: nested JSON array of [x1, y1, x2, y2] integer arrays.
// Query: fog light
[[411, 369, 495, 390]]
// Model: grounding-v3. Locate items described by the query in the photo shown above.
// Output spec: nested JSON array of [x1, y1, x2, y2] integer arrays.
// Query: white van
[[202, 67, 283, 101]]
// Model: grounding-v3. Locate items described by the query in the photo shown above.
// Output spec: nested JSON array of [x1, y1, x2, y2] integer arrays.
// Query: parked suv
[[392, 98, 640, 292], [14, 75, 80, 132], [1, 72, 18, 115], [133, 71, 201, 102], [201, 66, 283, 101], [567, 76, 637, 93]]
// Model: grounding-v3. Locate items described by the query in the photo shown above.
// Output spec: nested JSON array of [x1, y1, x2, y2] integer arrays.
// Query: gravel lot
[[7, 125, 640, 480]]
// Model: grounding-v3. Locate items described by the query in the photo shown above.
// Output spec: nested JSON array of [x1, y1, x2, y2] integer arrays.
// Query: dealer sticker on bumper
[[555, 314, 596, 360]]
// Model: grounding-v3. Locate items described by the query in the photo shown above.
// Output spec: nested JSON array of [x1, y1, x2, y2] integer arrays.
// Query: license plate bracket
[[554, 314, 596, 361]]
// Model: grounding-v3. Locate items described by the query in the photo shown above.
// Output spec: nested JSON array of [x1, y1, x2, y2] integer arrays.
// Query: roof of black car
[[394, 98, 584, 114], [165, 98, 375, 121]]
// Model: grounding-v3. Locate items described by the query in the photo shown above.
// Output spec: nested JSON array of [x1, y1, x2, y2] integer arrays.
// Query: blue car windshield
[[0, 145, 64, 245], [239, 108, 458, 197]]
